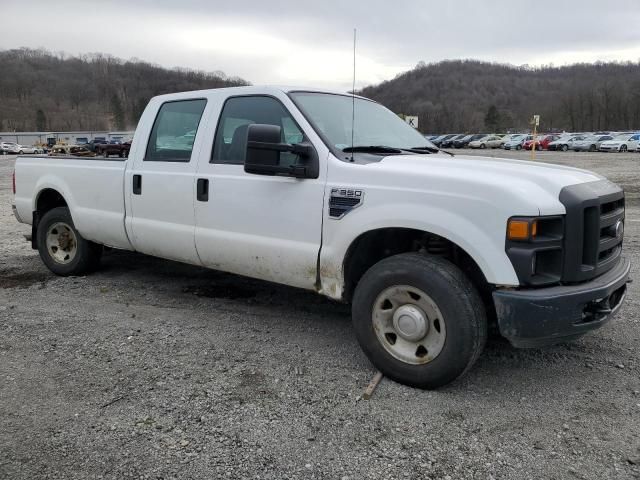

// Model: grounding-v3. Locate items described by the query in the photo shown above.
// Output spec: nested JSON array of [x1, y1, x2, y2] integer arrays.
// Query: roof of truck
[[151, 85, 370, 102]]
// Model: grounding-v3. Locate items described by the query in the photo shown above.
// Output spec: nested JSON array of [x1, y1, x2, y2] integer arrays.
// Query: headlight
[[505, 216, 564, 286]]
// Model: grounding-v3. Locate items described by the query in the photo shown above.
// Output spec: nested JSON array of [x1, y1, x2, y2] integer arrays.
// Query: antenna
[[350, 28, 356, 162]]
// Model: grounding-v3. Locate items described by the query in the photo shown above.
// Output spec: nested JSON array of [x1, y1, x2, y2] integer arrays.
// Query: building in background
[[0, 131, 135, 146]]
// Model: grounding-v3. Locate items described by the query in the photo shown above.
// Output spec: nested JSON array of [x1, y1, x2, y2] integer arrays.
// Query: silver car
[[503, 134, 529, 150], [572, 135, 613, 152]]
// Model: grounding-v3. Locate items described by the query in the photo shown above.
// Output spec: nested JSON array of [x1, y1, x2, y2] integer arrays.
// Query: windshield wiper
[[408, 146, 455, 157], [342, 145, 403, 154]]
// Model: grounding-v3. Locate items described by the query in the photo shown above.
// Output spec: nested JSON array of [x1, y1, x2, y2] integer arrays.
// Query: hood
[[368, 153, 603, 215]]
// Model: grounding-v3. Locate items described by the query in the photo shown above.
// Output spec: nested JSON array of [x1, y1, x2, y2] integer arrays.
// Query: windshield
[[290, 92, 436, 153], [613, 135, 630, 141]]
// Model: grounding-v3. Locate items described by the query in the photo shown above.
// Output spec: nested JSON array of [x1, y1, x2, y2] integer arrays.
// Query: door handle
[[133, 174, 142, 195], [197, 178, 209, 202]]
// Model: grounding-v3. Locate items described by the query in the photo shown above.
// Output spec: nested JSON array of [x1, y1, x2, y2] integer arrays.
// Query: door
[[194, 95, 326, 290], [127, 98, 208, 265]]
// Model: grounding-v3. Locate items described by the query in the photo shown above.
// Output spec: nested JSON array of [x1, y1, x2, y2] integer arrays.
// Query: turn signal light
[[508, 219, 537, 241]]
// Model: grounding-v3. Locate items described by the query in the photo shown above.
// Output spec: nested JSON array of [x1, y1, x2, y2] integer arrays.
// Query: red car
[[522, 134, 560, 151]]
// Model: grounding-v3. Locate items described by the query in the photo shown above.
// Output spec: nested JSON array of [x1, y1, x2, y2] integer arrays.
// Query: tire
[[561, 144, 568, 152], [589, 145, 596, 152], [19, 150, 23, 155], [535, 144, 542, 151], [351, 253, 487, 389], [480, 143, 486, 149], [620, 145, 627, 153], [36, 207, 102, 276], [515, 145, 522, 150]]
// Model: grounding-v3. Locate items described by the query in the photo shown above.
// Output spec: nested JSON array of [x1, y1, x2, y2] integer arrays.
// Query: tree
[[35, 109, 46, 130], [110, 94, 126, 130], [484, 105, 500, 131]]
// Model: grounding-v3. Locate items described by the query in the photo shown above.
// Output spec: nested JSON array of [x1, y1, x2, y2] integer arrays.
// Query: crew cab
[[12, 86, 631, 389]]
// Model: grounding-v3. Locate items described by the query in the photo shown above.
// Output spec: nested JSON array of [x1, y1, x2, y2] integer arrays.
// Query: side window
[[145, 99, 207, 162], [212, 96, 304, 166]]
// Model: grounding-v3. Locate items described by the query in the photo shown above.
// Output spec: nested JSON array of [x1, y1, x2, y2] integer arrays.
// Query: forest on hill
[[2, 49, 640, 134], [0, 48, 248, 132], [360, 60, 640, 133]]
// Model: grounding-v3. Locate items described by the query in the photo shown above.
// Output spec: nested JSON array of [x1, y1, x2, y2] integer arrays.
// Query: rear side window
[[145, 99, 207, 162], [211, 96, 303, 165]]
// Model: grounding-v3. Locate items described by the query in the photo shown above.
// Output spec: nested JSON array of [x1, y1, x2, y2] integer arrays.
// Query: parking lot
[[0, 150, 639, 479]]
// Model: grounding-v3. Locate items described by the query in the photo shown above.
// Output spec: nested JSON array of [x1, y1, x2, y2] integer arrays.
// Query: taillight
[[12, 170, 16, 194]]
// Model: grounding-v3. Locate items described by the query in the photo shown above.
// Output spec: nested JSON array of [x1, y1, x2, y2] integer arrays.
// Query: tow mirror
[[244, 124, 319, 179]]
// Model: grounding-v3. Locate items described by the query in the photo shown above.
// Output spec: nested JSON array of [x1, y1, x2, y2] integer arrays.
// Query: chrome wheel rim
[[46, 222, 77, 264], [372, 285, 446, 365]]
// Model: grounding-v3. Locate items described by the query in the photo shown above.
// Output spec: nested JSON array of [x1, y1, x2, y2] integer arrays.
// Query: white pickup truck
[[12, 86, 630, 388]]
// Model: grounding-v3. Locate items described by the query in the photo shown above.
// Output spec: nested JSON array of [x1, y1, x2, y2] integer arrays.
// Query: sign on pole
[[405, 116, 419, 129], [533, 115, 540, 126]]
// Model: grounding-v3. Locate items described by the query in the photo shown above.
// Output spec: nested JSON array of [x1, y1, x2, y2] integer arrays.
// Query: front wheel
[[561, 144, 568, 151], [352, 253, 487, 389], [480, 143, 486, 149], [620, 145, 627, 152], [515, 145, 522, 150], [37, 207, 102, 276]]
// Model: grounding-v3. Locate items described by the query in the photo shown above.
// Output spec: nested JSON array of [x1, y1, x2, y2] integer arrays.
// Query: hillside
[[0, 48, 248, 132], [360, 60, 640, 133]]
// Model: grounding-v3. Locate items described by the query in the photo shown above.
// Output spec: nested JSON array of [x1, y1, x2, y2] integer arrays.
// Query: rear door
[[126, 98, 208, 265]]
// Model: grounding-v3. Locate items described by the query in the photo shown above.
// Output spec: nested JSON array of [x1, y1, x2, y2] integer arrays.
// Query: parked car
[[12, 86, 630, 390], [599, 134, 640, 153], [573, 135, 614, 152], [432, 134, 459, 147], [1, 142, 21, 154], [522, 134, 560, 151], [468, 135, 503, 149], [16, 145, 44, 154], [548, 135, 584, 151], [48, 145, 96, 157], [503, 134, 529, 150], [440, 134, 467, 148], [96, 142, 131, 158], [453, 133, 486, 148]]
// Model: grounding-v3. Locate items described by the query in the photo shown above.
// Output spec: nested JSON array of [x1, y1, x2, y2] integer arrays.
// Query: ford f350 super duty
[[12, 86, 631, 388]]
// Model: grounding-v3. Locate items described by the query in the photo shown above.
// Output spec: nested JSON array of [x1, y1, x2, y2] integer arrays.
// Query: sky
[[2, 0, 640, 91]]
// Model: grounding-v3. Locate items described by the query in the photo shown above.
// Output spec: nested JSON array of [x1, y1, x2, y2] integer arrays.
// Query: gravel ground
[[0, 150, 639, 479]]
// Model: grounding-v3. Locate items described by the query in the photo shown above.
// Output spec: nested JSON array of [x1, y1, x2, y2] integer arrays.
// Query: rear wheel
[[516, 145, 522, 151], [352, 253, 487, 389], [561, 144, 568, 152], [480, 143, 486, 149], [37, 207, 102, 276], [589, 144, 596, 152]]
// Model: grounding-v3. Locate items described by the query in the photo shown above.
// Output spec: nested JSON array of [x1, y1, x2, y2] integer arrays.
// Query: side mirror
[[244, 124, 319, 179]]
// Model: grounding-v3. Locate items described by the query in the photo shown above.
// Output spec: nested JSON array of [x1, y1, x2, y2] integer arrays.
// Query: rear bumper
[[493, 257, 631, 348]]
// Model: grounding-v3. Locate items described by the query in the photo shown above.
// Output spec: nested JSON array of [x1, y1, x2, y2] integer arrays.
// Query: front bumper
[[493, 257, 631, 348]]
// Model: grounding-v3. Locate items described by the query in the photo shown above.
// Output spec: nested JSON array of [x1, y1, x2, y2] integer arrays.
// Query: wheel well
[[342, 228, 496, 320], [36, 188, 68, 216]]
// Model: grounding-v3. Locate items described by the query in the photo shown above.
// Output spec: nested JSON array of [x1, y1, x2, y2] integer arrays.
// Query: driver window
[[212, 96, 304, 166]]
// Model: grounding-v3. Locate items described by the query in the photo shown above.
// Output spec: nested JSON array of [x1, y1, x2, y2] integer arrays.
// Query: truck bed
[[13, 155, 133, 250]]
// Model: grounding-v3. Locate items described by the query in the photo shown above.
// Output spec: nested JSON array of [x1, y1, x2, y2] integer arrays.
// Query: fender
[[318, 201, 521, 300]]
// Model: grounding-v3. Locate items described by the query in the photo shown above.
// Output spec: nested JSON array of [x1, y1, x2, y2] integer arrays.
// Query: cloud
[[2, 0, 639, 90]]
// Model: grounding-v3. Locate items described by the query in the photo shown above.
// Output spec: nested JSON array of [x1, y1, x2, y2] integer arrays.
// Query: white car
[[12, 85, 630, 389], [1, 142, 21, 155], [468, 135, 503, 149], [16, 145, 44, 154], [599, 134, 640, 153]]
